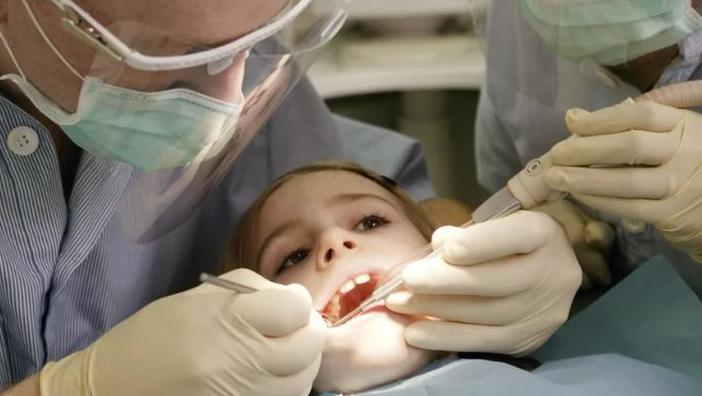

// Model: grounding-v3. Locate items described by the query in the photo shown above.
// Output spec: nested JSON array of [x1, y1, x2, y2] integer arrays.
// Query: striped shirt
[[0, 77, 434, 387]]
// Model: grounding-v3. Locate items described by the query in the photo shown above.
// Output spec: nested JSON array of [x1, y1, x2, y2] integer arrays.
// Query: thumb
[[234, 283, 314, 337], [431, 226, 464, 251], [584, 221, 616, 253]]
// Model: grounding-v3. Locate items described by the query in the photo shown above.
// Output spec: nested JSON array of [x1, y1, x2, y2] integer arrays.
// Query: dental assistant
[[477, 0, 702, 294], [0, 1, 581, 395]]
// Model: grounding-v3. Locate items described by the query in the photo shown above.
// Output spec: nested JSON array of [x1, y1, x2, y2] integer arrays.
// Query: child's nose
[[317, 230, 357, 271]]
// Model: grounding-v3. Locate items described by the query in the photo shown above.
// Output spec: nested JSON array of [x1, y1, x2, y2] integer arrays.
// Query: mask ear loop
[[21, 0, 84, 81], [0, 29, 26, 79]]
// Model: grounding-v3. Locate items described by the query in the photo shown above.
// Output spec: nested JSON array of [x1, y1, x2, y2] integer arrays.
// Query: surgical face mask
[[1, 73, 242, 170], [520, 0, 702, 66], [0, 0, 244, 171]]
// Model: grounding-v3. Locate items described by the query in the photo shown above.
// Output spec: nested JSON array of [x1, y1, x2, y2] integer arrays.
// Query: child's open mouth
[[321, 271, 381, 324]]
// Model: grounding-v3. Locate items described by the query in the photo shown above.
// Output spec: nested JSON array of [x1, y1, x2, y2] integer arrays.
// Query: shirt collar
[[656, 30, 702, 87]]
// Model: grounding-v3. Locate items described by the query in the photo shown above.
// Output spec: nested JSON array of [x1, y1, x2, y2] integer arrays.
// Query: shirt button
[[7, 126, 39, 156]]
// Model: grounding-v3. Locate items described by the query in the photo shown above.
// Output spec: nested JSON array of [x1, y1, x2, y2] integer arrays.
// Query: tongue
[[338, 273, 380, 318]]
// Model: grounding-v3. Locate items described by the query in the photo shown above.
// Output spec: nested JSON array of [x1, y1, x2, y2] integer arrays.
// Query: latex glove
[[546, 100, 702, 261], [39, 269, 326, 396], [533, 199, 615, 288], [386, 211, 581, 356]]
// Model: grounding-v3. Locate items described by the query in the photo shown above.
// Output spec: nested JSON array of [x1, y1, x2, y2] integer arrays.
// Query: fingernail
[[566, 109, 589, 134], [405, 324, 424, 346], [401, 263, 420, 286], [431, 226, 455, 250], [567, 108, 589, 120], [545, 168, 566, 189], [385, 290, 411, 307], [550, 142, 568, 162]]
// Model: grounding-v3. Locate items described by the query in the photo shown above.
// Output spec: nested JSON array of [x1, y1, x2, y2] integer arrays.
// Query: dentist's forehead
[[76, 0, 290, 45]]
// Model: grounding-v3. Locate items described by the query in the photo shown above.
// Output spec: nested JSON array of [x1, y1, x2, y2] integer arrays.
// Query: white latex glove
[[386, 211, 581, 356], [39, 269, 326, 396], [546, 100, 702, 261], [534, 199, 615, 288]]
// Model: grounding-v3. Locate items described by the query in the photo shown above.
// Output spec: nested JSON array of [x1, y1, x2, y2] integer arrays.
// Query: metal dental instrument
[[200, 272, 337, 325], [200, 272, 258, 293], [331, 151, 566, 327]]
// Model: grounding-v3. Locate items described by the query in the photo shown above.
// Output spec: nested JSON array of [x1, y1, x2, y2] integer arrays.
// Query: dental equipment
[[200, 272, 338, 325], [200, 272, 258, 293], [331, 79, 702, 328]]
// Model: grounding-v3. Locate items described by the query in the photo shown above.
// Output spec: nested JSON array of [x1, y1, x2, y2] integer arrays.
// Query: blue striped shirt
[[0, 77, 434, 388]]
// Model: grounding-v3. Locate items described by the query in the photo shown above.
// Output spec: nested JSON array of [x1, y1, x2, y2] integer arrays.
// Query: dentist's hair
[[225, 161, 435, 275]]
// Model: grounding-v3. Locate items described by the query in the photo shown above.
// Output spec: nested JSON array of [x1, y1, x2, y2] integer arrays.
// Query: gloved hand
[[533, 199, 615, 288], [386, 211, 581, 356], [39, 269, 326, 396], [546, 100, 702, 261]]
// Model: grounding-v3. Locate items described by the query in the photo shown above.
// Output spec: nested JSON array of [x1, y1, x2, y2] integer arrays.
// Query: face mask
[[520, 0, 702, 65], [0, 73, 242, 171], [0, 1, 243, 171]]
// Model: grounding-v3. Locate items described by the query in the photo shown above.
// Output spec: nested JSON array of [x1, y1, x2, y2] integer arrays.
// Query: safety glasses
[[50, 0, 347, 72]]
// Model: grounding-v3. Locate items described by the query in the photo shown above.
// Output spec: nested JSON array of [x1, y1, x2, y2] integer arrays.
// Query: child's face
[[251, 170, 434, 392]]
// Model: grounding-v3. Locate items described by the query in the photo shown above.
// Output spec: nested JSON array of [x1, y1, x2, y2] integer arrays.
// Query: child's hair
[[225, 161, 436, 274]]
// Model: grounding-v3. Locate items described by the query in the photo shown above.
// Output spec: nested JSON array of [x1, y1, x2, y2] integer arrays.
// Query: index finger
[[401, 252, 545, 297], [566, 100, 682, 136], [438, 211, 554, 266]]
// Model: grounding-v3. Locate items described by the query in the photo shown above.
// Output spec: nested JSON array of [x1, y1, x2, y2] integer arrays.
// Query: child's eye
[[279, 249, 309, 273], [355, 215, 389, 231]]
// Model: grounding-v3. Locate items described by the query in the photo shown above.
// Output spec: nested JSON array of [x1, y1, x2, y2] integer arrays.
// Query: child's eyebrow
[[325, 193, 399, 210], [257, 193, 400, 267], [257, 220, 298, 268]]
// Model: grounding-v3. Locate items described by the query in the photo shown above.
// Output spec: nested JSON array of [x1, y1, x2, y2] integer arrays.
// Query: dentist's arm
[[2, 376, 39, 396]]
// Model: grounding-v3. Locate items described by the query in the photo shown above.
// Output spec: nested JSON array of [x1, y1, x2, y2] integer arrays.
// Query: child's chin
[[318, 307, 434, 393]]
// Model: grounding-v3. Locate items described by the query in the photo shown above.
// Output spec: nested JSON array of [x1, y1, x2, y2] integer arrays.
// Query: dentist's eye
[[355, 215, 389, 231], [167, 80, 197, 90], [279, 248, 309, 273]]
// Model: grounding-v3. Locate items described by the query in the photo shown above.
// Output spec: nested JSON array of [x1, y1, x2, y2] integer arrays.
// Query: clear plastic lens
[[47, 0, 348, 241]]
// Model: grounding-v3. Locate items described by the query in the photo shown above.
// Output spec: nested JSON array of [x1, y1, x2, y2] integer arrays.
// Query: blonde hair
[[225, 161, 435, 274]]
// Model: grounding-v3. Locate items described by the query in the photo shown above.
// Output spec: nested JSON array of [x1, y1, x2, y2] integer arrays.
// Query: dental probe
[[200, 272, 258, 293], [200, 272, 337, 325]]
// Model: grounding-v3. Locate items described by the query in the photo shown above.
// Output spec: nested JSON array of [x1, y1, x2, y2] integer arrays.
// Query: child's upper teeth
[[354, 273, 370, 284], [339, 279, 356, 294]]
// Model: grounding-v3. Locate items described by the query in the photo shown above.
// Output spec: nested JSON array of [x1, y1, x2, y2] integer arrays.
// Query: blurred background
[[307, 0, 490, 208]]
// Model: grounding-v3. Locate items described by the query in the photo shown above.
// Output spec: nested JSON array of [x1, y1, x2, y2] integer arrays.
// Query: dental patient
[[224, 161, 440, 393]]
